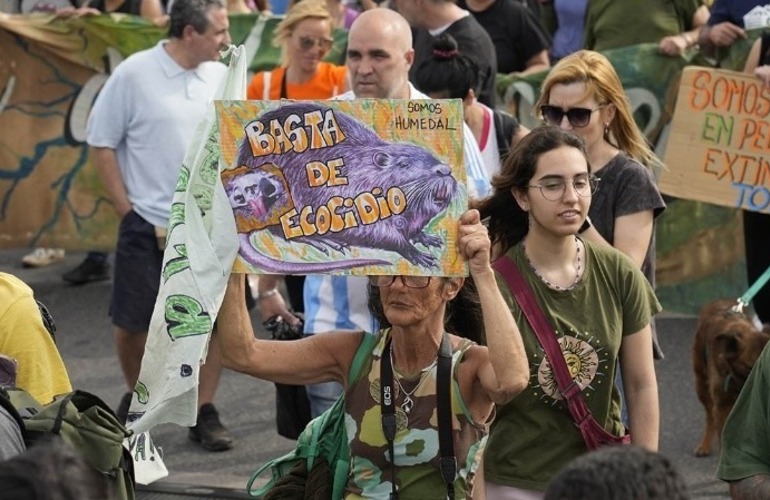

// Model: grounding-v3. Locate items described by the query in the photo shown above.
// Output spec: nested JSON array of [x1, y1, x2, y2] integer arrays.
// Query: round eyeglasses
[[527, 174, 600, 201], [368, 275, 432, 289], [540, 104, 606, 128]]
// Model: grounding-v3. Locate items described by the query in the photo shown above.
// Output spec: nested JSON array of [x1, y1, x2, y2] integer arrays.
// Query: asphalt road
[[1, 248, 730, 498]]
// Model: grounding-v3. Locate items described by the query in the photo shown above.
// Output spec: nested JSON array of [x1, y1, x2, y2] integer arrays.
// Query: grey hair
[[168, 0, 226, 39]]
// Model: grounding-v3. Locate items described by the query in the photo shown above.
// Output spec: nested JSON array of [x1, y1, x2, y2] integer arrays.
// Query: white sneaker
[[21, 247, 65, 268]]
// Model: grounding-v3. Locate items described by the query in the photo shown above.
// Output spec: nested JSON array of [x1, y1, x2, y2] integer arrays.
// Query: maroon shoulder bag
[[493, 255, 631, 450]]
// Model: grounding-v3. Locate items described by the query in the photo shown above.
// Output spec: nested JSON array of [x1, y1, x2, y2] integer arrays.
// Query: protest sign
[[0, 13, 758, 312], [661, 66, 770, 214], [216, 99, 468, 276]]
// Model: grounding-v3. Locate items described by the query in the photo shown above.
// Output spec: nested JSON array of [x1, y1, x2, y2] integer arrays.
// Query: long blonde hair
[[535, 50, 661, 171], [273, 0, 331, 66]]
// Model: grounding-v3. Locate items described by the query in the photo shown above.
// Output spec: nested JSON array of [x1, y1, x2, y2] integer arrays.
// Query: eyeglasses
[[368, 275, 432, 289], [540, 104, 605, 128], [298, 36, 334, 52], [528, 174, 600, 201]]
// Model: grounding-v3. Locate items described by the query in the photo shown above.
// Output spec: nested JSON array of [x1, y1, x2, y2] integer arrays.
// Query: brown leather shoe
[[188, 403, 233, 452]]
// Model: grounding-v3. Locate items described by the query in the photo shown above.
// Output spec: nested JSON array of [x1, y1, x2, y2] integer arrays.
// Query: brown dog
[[693, 299, 770, 456]]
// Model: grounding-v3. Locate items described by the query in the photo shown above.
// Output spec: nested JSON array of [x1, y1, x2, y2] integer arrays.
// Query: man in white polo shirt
[[86, 0, 234, 451]]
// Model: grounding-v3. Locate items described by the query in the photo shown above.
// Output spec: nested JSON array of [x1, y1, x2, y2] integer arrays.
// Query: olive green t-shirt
[[484, 241, 661, 491], [585, 0, 701, 51], [717, 343, 770, 481]]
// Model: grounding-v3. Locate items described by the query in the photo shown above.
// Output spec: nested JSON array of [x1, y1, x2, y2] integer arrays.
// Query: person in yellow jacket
[[0, 272, 72, 404]]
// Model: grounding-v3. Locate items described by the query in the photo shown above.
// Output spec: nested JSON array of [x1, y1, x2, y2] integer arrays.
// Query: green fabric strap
[[740, 264, 770, 307], [247, 332, 379, 499]]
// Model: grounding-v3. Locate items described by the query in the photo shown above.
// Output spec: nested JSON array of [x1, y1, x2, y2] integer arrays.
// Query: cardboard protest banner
[[661, 67, 770, 214], [216, 99, 468, 277]]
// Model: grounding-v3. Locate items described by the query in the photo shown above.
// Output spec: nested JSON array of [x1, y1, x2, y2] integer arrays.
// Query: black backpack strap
[[36, 300, 57, 343]]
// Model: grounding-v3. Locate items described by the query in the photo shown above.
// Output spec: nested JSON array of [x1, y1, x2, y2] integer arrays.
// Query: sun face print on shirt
[[529, 328, 611, 405]]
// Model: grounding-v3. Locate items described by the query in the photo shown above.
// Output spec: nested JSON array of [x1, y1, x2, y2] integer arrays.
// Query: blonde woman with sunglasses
[[534, 50, 666, 360], [246, 0, 348, 101]]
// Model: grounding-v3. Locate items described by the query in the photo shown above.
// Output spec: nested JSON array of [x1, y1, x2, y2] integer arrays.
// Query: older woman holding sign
[[215, 209, 528, 498]]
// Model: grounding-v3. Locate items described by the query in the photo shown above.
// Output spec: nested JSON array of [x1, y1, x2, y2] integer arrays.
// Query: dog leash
[[732, 263, 770, 313]]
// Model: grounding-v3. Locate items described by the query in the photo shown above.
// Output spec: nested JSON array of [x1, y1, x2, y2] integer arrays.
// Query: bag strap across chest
[[492, 256, 619, 444]]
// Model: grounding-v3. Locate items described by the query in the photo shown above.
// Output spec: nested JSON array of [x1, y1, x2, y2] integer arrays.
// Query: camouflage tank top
[[343, 329, 487, 499]]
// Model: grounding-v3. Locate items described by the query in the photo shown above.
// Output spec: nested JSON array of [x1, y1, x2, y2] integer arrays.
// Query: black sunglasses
[[540, 104, 605, 128], [368, 275, 432, 289]]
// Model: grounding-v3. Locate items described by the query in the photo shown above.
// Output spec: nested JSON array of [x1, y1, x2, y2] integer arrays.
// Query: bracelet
[[256, 288, 279, 301]]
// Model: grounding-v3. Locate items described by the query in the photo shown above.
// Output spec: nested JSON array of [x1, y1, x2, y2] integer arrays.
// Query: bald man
[[255, 8, 491, 417], [345, 8, 413, 99]]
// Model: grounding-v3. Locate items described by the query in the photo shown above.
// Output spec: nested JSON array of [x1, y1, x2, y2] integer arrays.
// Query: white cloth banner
[[123, 45, 247, 484]]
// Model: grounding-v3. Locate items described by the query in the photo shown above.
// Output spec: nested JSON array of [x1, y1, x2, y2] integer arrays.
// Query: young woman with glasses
[[476, 126, 661, 498], [246, 0, 348, 102], [215, 209, 529, 498], [534, 50, 666, 360]]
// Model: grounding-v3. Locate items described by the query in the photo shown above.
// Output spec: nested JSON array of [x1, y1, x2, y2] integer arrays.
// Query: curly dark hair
[[0, 435, 112, 500], [544, 445, 689, 500]]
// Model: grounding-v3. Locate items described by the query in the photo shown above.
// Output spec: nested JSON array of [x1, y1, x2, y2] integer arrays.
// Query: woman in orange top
[[247, 0, 348, 100]]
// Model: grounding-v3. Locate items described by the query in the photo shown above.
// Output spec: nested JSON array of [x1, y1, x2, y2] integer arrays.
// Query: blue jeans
[[305, 381, 343, 418]]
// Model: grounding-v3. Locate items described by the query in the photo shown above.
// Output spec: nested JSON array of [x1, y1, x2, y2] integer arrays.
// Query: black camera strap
[[380, 332, 455, 499]]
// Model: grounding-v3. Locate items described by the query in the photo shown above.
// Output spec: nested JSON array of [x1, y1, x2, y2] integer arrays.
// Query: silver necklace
[[524, 236, 583, 291], [389, 349, 437, 415]]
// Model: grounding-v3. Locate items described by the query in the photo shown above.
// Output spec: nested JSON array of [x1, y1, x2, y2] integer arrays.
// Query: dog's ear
[[715, 333, 740, 361]]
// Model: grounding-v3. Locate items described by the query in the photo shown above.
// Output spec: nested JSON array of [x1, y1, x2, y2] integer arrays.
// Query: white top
[[87, 41, 227, 228], [478, 103, 503, 178]]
